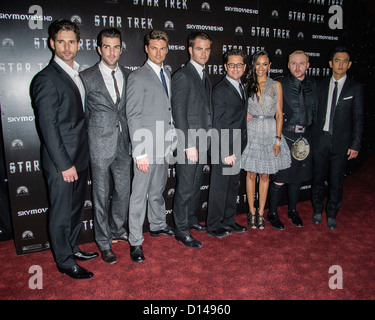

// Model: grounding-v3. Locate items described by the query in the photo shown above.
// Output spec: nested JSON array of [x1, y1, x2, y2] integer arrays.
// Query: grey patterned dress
[[241, 77, 291, 174]]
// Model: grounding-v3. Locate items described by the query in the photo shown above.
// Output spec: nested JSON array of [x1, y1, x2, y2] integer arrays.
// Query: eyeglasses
[[227, 63, 245, 69]]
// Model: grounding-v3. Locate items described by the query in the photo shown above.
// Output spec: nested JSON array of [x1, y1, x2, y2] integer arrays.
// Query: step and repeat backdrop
[[1, 0, 345, 255]]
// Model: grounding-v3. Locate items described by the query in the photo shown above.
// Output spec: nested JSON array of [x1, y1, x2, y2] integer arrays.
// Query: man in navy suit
[[206, 49, 248, 238], [31, 19, 98, 279], [312, 46, 364, 230]]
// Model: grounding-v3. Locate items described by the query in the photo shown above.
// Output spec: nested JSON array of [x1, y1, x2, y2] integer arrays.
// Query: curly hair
[[244, 50, 271, 99]]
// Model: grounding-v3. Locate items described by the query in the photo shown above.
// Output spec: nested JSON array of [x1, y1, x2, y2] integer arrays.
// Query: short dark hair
[[48, 19, 80, 41], [97, 28, 122, 47], [144, 30, 169, 46], [188, 31, 211, 48], [223, 49, 247, 64], [329, 46, 350, 61]]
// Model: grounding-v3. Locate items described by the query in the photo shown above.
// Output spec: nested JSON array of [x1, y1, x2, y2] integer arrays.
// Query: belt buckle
[[295, 125, 305, 133]]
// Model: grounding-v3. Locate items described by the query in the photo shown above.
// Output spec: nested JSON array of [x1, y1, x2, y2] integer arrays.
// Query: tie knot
[[111, 70, 116, 77]]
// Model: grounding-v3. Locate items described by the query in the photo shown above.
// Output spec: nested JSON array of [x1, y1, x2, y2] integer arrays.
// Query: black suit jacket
[[171, 61, 212, 154], [211, 77, 247, 166], [314, 76, 364, 153], [31, 59, 89, 173]]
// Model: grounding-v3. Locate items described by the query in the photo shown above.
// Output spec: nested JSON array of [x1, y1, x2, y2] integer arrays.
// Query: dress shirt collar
[[54, 55, 80, 76], [190, 59, 205, 79], [99, 60, 119, 76], [147, 59, 164, 74], [330, 74, 347, 87]]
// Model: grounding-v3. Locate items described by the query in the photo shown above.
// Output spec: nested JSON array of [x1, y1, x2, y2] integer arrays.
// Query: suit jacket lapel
[[335, 77, 350, 110], [144, 63, 170, 102], [187, 62, 207, 98], [92, 63, 119, 109], [52, 60, 82, 103], [321, 77, 330, 119], [224, 77, 244, 104]]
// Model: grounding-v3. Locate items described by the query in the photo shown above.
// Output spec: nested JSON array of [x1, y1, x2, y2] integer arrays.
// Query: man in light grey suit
[[80, 28, 132, 264], [126, 30, 175, 263]]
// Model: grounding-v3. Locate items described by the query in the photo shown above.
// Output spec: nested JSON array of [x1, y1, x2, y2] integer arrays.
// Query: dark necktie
[[111, 70, 122, 132], [202, 68, 211, 98], [329, 81, 338, 135], [299, 81, 307, 126], [160, 68, 169, 97], [111, 70, 121, 107], [239, 83, 246, 103]]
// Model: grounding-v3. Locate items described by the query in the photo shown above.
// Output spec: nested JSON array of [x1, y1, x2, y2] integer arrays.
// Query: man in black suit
[[267, 50, 318, 230], [312, 46, 364, 230], [206, 49, 248, 238], [31, 19, 98, 279], [171, 32, 213, 248], [80, 28, 132, 264]]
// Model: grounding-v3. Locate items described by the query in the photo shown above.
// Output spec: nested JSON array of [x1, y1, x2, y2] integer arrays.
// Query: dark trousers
[[312, 133, 348, 218], [45, 168, 88, 269], [173, 162, 204, 238], [207, 164, 239, 231]]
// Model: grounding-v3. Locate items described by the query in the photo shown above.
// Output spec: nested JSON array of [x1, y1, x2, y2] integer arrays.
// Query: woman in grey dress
[[241, 51, 291, 229]]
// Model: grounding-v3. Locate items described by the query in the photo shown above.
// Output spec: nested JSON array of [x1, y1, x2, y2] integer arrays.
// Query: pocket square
[[343, 96, 353, 100]]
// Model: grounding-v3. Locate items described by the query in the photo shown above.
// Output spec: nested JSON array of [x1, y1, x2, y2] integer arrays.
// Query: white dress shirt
[[323, 75, 347, 132], [146, 59, 170, 95], [98, 61, 123, 104], [226, 75, 243, 97], [54, 55, 85, 110], [190, 59, 205, 80]]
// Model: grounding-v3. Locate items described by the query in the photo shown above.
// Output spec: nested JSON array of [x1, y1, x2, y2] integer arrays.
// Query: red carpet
[[1, 156, 375, 301]]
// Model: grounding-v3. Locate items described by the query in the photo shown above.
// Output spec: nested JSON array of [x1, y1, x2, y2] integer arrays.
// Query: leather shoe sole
[[112, 235, 128, 243], [74, 250, 99, 261], [176, 235, 203, 248], [57, 264, 94, 279]]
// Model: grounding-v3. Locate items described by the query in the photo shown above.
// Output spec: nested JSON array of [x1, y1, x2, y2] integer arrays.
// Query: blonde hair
[[288, 50, 309, 62]]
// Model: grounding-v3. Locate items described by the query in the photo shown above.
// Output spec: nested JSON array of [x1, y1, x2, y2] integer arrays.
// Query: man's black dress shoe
[[224, 223, 247, 234], [150, 226, 175, 237], [190, 223, 207, 231], [207, 227, 231, 238], [327, 217, 337, 230], [57, 264, 94, 279], [288, 210, 303, 227], [101, 249, 117, 264], [267, 212, 285, 230], [176, 235, 203, 248], [130, 245, 145, 263], [73, 250, 99, 261], [312, 213, 322, 225]]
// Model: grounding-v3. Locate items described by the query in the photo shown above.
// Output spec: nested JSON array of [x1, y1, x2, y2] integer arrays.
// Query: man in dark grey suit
[[80, 28, 132, 264], [31, 19, 98, 279], [126, 30, 175, 263], [312, 46, 364, 230], [171, 32, 213, 248]]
